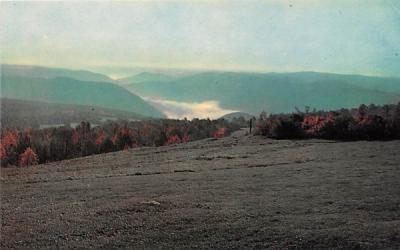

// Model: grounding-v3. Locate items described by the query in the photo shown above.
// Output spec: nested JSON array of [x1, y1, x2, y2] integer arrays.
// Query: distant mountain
[[1, 75, 165, 118], [124, 72, 400, 115], [220, 112, 255, 121], [1, 98, 148, 129], [281, 72, 400, 94], [1, 64, 113, 83], [118, 72, 175, 84]]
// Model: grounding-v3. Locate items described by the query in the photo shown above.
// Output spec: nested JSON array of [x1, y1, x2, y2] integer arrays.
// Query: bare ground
[[1, 129, 400, 249]]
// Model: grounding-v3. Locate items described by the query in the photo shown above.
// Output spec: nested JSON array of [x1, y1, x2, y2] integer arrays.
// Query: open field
[[1, 130, 400, 249]]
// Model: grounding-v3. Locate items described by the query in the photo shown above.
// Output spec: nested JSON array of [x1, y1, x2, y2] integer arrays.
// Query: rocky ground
[[1, 129, 400, 249]]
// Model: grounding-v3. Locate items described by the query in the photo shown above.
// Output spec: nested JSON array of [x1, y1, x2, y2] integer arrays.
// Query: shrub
[[257, 116, 305, 139], [319, 113, 356, 140], [165, 135, 182, 145], [19, 147, 39, 167], [270, 118, 305, 139], [256, 103, 400, 141], [1, 118, 241, 167], [213, 127, 227, 138]]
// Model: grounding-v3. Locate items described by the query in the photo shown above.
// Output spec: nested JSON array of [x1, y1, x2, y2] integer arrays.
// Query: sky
[[1, 0, 400, 77]]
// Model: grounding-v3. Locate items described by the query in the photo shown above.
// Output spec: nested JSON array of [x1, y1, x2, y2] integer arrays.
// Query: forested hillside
[[124, 72, 400, 114], [1, 75, 165, 118]]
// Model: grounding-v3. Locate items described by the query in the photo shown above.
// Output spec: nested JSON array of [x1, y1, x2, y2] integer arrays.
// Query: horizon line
[[1, 62, 399, 80]]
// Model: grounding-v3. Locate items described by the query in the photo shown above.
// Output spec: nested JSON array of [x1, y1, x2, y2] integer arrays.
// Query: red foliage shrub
[[301, 114, 334, 136], [165, 135, 182, 145], [2, 130, 19, 149], [213, 127, 227, 138], [19, 147, 39, 167], [71, 131, 80, 145], [95, 131, 107, 146]]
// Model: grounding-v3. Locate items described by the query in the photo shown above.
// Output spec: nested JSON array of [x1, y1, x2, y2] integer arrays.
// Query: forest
[[2, 103, 400, 167], [0, 118, 240, 167], [256, 103, 400, 140]]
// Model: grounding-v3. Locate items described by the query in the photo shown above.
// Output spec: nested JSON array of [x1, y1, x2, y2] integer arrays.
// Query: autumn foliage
[[256, 103, 400, 140], [19, 147, 39, 167], [213, 127, 227, 138], [2, 130, 18, 148], [1, 118, 239, 167]]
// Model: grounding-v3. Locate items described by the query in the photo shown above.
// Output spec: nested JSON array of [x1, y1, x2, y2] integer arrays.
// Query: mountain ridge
[[118, 72, 176, 84], [1, 64, 114, 83], [1, 75, 165, 118], [1, 98, 149, 129], [124, 71, 400, 115]]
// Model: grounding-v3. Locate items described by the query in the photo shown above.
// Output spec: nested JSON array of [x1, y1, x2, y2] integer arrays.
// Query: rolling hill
[[1, 75, 165, 118], [124, 72, 400, 115], [0, 98, 149, 129], [1, 64, 114, 83], [220, 112, 255, 121], [118, 72, 176, 84]]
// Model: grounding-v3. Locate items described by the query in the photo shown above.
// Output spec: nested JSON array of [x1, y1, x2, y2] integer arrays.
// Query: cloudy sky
[[1, 0, 399, 77]]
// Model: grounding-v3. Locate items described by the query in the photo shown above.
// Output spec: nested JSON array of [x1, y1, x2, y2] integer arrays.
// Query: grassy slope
[[1, 131, 399, 249]]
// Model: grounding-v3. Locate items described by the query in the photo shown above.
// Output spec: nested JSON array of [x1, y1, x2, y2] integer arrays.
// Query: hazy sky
[[1, 0, 399, 77]]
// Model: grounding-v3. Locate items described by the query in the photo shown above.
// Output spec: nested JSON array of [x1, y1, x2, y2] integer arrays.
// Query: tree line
[[1, 118, 240, 167], [256, 103, 400, 140]]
